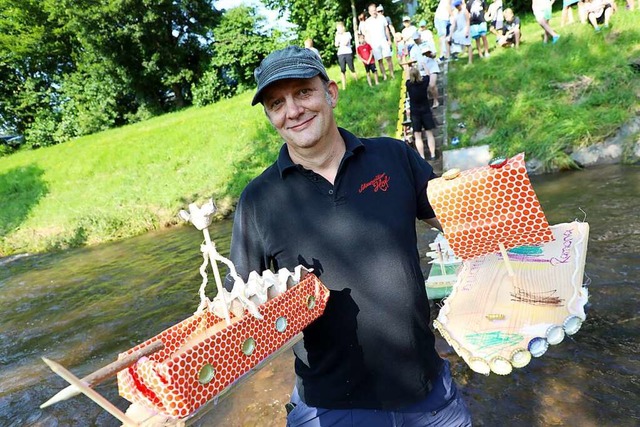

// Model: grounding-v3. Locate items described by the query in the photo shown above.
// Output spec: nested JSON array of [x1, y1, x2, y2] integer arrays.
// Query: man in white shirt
[[363, 3, 395, 80]]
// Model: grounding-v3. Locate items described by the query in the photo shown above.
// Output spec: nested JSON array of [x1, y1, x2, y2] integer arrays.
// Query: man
[[485, 0, 504, 36], [363, 3, 395, 80], [434, 0, 453, 61], [230, 46, 471, 426], [410, 32, 441, 108], [376, 4, 396, 36]]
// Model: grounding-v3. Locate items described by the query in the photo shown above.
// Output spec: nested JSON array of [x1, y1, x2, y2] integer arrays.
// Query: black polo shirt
[[229, 128, 443, 410]]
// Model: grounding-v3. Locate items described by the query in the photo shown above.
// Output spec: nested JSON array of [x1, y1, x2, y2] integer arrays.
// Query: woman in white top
[[335, 21, 358, 90]]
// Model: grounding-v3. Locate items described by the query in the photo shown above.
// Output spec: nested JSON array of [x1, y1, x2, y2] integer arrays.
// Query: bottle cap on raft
[[528, 337, 549, 358], [489, 156, 508, 168], [563, 315, 583, 335], [443, 168, 461, 180]]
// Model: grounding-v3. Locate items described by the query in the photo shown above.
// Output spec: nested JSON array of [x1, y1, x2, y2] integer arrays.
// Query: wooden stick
[[498, 242, 515, 277], [41, 357, 139, 426], [203, 228, 231, 326], [41, 341, 164, 408]]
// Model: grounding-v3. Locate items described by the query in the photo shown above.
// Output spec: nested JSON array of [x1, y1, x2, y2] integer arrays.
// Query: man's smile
[[287, 115, 316, 131]]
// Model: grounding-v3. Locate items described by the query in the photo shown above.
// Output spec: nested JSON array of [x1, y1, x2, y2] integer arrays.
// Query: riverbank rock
[[570, 116, 640, 167]]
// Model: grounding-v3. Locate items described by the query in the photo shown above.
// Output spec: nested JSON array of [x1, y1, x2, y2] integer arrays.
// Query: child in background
[[304, 38, 321, 59], [356, 34, 380, 87], [394, 32, 408, 74]]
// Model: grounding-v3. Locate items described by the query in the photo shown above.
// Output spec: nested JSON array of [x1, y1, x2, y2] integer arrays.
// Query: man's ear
[[327, 80, 339, 107]]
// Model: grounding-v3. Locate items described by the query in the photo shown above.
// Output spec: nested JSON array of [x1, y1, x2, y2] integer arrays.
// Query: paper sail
[[117, 271, 329, 418], [427, 153, 555, 260], [434, 222, 589, 375]]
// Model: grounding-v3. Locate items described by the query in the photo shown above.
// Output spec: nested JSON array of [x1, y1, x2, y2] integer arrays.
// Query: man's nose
[[285, 99, 304, 119]]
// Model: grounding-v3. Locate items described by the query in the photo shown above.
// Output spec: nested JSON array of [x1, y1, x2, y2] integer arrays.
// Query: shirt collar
[[276, 127, 365, 178]]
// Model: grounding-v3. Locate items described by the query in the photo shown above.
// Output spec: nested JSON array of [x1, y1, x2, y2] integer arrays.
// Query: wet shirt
[[229, 128, 442, 410]]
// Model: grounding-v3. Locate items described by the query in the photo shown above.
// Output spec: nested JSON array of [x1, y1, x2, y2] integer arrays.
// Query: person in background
[[335, 21, 358, 90], [584, 0, 615, 31], [409, 32, 441, 108], [406, 66, 437, 160], [358, 12, 368, 36], [304, 39, 321, 59], [357, 33, 380, 86], [233, 45, 471, 427], [394, 32, 409, 75], [467, 0, 490, 58], [418, 20, 437, 54], [363, 3, 395, 81], [497, 8, 521, 47], [401, 16, 419, 54], [485, 0, 504, 37], [532, 0, 561, 43], [434, 0, 453, 61], [561, 0, 580, 25], [376, 4, 397, 38], [450, 0, 473, 63]]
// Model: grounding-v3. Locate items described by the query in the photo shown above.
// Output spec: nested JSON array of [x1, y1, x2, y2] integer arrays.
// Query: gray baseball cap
[[251, 46, 329, 106]]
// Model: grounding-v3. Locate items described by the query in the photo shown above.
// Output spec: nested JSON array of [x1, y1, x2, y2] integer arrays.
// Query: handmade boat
[[424, 233, 461, 300], [41, 200, 330, 425], [427, 153, 590, 375]]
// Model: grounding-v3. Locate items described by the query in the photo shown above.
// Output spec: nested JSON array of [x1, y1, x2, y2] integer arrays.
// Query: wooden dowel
[[41, 357, 139, 426], [41, 341, 164, 408], [498, 242, 515, 277]]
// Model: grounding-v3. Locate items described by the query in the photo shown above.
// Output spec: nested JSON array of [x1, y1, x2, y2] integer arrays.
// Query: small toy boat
[[424, 233, 461, 300], [427, 153, 590, 375], [41, 200, 330, 425]]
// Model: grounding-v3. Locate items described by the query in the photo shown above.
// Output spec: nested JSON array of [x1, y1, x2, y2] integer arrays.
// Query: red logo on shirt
[[359, 173, 390, 193]]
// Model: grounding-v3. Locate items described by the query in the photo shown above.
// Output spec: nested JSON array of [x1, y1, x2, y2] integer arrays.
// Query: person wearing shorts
[[335, 21, 358, 90], [585, 0, 615, 31], [363, 3, 395, 80], [357, 34, 380, 86], [434, 0, 452, 60], [533, 0, 560, 43], [467, 0, 490, 57], [406, 66, 437, 160]]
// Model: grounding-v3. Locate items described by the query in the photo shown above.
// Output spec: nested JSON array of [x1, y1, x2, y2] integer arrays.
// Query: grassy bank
[[0, 63, 401, 255], [446, 9, 640, 170]]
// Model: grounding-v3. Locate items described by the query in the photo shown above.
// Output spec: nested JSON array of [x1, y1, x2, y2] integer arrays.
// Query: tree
[[192, 6, 288, 106]]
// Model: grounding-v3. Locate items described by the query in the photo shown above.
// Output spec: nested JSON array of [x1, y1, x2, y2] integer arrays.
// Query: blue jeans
[[286, 361, 472, 427]]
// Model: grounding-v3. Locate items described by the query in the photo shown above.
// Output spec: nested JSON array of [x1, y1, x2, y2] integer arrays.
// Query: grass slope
[[0, 63, 401, 255], [446, 9, 640, 169]]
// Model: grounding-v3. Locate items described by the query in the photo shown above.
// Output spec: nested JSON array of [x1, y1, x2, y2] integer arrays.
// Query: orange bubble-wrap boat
[[117, 270, 329, 419], [428, 153, 590, 376]]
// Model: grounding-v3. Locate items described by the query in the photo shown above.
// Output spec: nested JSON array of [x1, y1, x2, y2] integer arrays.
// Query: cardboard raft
[[435, 221, 589, 375]]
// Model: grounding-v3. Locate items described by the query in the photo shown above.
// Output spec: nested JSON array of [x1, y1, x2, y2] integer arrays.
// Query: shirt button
[[328, 190, 334, 195]]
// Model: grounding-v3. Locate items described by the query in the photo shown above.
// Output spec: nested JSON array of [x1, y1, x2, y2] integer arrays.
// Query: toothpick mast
[[498, 242, 515, 277], [41, 340, 164, 408], [41, 357, 139, 426]]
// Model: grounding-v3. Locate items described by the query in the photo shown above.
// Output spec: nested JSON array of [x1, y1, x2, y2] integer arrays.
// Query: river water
[[1, 164, 638, 427]]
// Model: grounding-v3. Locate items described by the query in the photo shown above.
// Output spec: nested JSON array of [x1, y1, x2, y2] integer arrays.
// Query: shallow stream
[[1, 164, 638, 426]]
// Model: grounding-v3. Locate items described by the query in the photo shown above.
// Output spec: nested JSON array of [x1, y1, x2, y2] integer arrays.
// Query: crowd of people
[[304, 0, 634, 74]]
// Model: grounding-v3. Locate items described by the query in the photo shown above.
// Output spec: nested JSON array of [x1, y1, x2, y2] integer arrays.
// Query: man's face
[[368, 5, 377, 16], [262, 76, 338, 152]]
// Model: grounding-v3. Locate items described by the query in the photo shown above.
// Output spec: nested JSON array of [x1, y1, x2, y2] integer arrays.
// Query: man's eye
[[270, 99, 283, 110], [299, 88, 312, 96]]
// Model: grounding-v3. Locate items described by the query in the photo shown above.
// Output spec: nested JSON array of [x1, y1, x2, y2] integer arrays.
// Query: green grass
[[445, 9, 640, 170], [0, 62, 401, 255]]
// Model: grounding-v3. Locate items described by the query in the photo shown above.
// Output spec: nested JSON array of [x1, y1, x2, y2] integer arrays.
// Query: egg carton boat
[[41, 200, 330, 426], [427, 153, 589, 375]]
